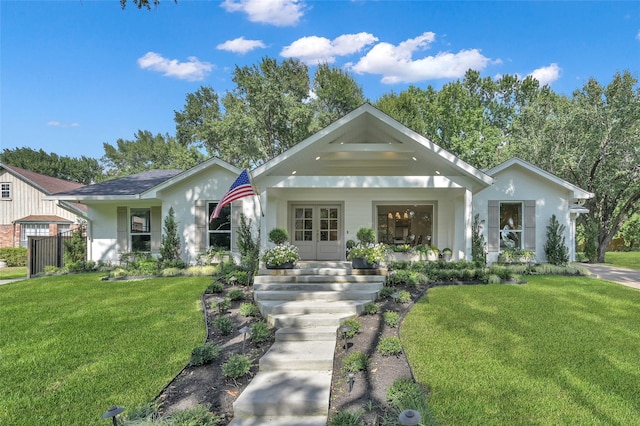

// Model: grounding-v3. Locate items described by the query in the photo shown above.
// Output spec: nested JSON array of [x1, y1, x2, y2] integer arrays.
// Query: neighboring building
[[48, 104, 593, 265], [0, 164, 87, 248]]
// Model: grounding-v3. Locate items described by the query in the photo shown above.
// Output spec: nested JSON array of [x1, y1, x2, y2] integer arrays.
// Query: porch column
[[464, 188, 472, 261]]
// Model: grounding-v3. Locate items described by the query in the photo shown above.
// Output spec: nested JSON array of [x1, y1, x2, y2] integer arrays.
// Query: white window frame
[[207, 202, 232, 250], [1, 182, 11, 200], [20, 223, 49, 247], [499, 202, 523, 250], [130, 208, 151, 252]]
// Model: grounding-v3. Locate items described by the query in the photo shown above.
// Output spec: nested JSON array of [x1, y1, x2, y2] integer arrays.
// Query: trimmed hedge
[[0, 247, 27, 267]]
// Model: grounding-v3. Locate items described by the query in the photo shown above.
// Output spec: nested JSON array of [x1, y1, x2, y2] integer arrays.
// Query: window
[[208, 203, 231, 250], [1, 183, 11, 200], [20, 223, 49, 247], [500, 202, 522, 250], [377, 204, 434, 246], [130, 208, 151, 252]]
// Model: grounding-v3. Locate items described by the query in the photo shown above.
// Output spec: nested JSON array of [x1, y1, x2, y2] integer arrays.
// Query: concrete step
[[254, 274, 386, 284], [268, 312, 349, 329], [275, 327, 338, 342], [228, 415, 328, 426], [254, 281, 384, 293], [232, 370, 332, 417], [260, 300, 365, 317], [255, 289, 378, 302], [259, 340, 336, 371]]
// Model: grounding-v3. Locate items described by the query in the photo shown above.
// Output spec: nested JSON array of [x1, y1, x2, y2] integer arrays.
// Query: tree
[[544, 214, 569, 266], [0, 147, 102, 184], [511, 71, 640, 262], [159, 207, 181, 266], [120, 0, 176, 10], [101, 130, 205, 178]]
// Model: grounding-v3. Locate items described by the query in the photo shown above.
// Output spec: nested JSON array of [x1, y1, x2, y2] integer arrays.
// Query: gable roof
[[486, 157, 594, 200], [252, 103, 493, 190], [52, 169, 183, 200]]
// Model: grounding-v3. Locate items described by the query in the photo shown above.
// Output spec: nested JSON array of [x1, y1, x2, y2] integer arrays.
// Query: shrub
[[396, 290, 411, 304], [487, 274, 502, 284], [211, 298, 231, 314], [341, 318, 361, 338], [227, 289, 245, 301], [226, 270, 250, 286], [356, 227, 376, 244], [123, 402, 161, 422], [377, 336, 403, 356], [206, 281, 225, 293], [168, 405, 222, 426], [363, 302, 379, 315], [379, 287, 396, 298], [214, 316, 233, 335], [189, 343, 222, 366], [0, 247, 27, 267], [268, 228, 289, 244], [471, 213, 487, 265], [250, 321, 271, 344], [160, 267, 184, 277], [341, 351, 369, 373], [63, 226, 86, 264], [544, 214, 570, 266], [237, 214, 260, 278], [328, 410, 365, 426], [159, 207, 181, 265], [386, 377, 423, 409], [222, 354, 252, 379], [383, 310, 400, 328], [239, 302, 261, 317]]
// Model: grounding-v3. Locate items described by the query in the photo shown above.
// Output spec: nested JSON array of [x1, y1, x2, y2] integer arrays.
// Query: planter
[[351, 257, 379, 269], [266, 261, 296, 269], [0, 260, 6, 268], [387, 252, 421, 263], [442, 253, 452, 262], [425, 252, 439, 262]]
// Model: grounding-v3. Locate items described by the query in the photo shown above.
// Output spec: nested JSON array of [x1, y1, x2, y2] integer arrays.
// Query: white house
[[49, 104, 593, 265]]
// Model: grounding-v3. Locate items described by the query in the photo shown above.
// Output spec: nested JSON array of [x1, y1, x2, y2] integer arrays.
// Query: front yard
[[402, 275, 640, 425], [0, 273, 210, 426]]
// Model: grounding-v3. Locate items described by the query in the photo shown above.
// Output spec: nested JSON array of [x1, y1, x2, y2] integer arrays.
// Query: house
[[48, 104, 593, 265], [0, 164, 87, 248]]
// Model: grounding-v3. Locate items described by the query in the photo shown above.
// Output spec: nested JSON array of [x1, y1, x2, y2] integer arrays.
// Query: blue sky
[[1, 0, 639, 161]]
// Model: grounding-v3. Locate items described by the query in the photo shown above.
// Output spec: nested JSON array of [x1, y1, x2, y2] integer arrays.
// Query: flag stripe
[[210, 170, 256, 221]]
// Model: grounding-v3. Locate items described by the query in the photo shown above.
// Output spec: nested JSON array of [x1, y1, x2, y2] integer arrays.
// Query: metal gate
[[28, 226, 86, 277]]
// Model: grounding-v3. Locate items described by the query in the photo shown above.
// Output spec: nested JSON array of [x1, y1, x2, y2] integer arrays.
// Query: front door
[[291, 205, 342, 260]]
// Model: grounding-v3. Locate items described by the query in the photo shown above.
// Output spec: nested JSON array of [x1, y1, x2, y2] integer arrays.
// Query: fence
[[28, 226, 86, 277]]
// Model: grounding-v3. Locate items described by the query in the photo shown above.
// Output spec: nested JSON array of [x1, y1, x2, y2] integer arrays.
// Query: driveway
[[578, 263, 640, 290]]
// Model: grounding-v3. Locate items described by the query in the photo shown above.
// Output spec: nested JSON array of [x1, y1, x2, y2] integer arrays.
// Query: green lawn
[[0, 266, 27, 280], [402, 276, 640, 425], [0, 273, 210, 426], [605, 251, 640, 270]]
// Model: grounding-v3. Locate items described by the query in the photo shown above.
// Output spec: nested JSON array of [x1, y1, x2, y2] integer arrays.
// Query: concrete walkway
[[578, 263, 640, 290], [0, 277, 26, 286]]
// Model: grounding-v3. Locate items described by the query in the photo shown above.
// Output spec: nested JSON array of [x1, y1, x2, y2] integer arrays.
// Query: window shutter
[[150, 206, 162, 254], [487, 200, 499, 251], [195, 200, 206, 253], [117, 206, 128, 253], [524, 200, 536, 251], [231, 201, 243, 252]]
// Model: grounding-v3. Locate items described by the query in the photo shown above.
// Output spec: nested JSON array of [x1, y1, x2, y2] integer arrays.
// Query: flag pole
[[247, 169, 264, 217]]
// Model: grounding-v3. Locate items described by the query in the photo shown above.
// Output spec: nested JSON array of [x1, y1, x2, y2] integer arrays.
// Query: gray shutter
[[117, 206, 128, 253], [487, 200, 499, 251], [524, 200, 536, 251], [150, 206, 162, 254], [231, 201, 243, 252], [195, 200, 207, 253]]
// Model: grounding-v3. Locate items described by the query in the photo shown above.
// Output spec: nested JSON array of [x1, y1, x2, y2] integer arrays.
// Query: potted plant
[[442, 247, 452, 262], [348, 227, 387, 268], [426, 246, 439, 261], [262, 227, 299, 269]]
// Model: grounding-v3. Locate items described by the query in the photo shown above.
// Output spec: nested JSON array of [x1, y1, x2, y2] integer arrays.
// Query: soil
[[157, 281, 429, 425]]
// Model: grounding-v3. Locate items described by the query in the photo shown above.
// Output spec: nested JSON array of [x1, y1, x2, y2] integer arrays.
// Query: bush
[[206, 281, 225, 293], [386, 377, 423, 409], [268, 228, 289, 244], [363, 302, 379, 315], [396, 290, 411, 304], [239, 302, 261, 317], [168, 405, 222, 426], [159, 207, 181, 265], [250, 321, 271, 343], [0, 247, 27, 267], [379, 287, 396, 298], [356, 227, 376, 244], [487, 274, 502, 284], [226, 270, 250, 286], [63, 226, 86, 264], [214, 316, 233, 335], [341, 318, 361, 338], [544, 214, 570, 266], [383, 310, 400, 328], [227, 289, 245, 301], [211, 298, 231, 314], [237, 214, 260, 279], [222, 354, 252, 379], [328, 410, 365, 426], [341, 351, 369, 373], [189, 343, 221, 366], [377, 336, 403, 356]]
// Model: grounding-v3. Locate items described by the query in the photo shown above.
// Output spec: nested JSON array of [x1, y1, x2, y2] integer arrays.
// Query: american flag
[[210, 169, 256, 221]]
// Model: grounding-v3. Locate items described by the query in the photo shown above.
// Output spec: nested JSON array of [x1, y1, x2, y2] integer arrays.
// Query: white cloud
[[221, 0, 304, 26], [217, 37, 266, 54], [47, 121, 79, 128], [137, 52, 213, 81], [528, 63, 561, 86], [280, 32, 378, 64], [349, 32, 491, 84], [636, 30, 640, 41]]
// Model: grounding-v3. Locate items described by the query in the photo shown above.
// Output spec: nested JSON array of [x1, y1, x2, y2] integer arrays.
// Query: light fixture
[[339, 325, 352, 352], [292, 170, 297, 175], [395, 212, 401, 220], [388, 212, 393, 219], [348, 373, 355, 392], [398, 409, 422, 425], [102, 406, 126, 426], [315, 156, 321, 160], [412, 156, 417, 161], [239, 326, 251, 355], [403, 211, 409, 220]]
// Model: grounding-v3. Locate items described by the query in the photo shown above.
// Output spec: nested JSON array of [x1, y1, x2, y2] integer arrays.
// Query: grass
[[0, 273, 210, 426], [0, 266, 27, 279], [605, 251, 640, 270], [401, 276, 640, 425]]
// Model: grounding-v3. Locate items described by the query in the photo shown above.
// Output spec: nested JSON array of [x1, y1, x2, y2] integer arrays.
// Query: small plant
[[262, 242, 300, 266], [228, 288, 245, 301], [268, 227, 289, 245], [386, 377, 423, 409], [239, 302, 261, 317], [396, 290, 411, 304], [377, 336, 403, 356], [211, 298, 231, 314], [341, 318, 361, 338], [167, 405, 222, 426], [356, 227, 376, 244], [222, 354, 252, 380], [226, 270, 250, 286], [487, 274, 502, 284], [206, 281, 224, 293], [328, 409, 365, 426], [383, 310, 400, 328], [189, 343, 222, 366], [363, 302, 379, 315], [379, 287, 396, 298], [250, 321, 271, 343], [214, 315, 233, 335], [341, 351, 369, 373]]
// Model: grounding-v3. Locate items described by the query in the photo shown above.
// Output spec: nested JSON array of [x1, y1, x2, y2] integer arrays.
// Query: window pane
[[208, 204, 231, 231], [1, 183, 10, 199], [209, 233, 231, 250], [500, 203, 522, 249], [377, 205, 433, 245], [132, 234, 151, 252], [131, 208, 150, 233]]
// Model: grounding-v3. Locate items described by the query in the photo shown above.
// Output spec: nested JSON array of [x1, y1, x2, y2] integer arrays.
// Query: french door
[[291, 204, 342, 260]]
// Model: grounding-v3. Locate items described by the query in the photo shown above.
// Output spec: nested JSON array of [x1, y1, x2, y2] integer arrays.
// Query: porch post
[[464, 188, 473, 262]]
